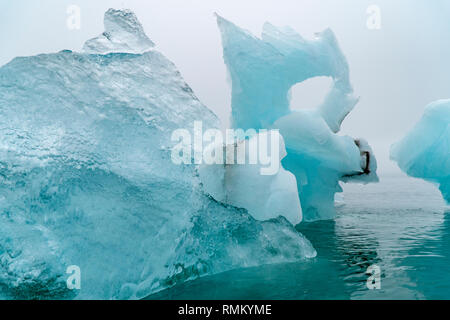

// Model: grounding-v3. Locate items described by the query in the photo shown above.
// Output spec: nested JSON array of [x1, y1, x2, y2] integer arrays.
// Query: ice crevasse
[[391, 100, 450, 203], [216, 15, 378, 221], [0, 9, 317, 300]]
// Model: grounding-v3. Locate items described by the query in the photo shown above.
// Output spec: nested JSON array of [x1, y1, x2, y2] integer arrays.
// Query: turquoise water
[[148, 175, 449, 300]]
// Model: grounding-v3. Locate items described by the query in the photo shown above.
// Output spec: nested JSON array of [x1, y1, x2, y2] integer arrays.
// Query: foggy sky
[[1, 0, 450, 175]]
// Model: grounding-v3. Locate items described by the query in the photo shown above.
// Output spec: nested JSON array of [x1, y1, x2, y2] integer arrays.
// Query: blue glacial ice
[[391, 100, 450, 203], [199, 131, 303, 225], [0, 9, 316, 300], [216, 15, 378, 221]]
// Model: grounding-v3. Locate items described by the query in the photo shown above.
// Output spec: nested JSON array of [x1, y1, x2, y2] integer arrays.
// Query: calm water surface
[[149, 175, 449, 300]]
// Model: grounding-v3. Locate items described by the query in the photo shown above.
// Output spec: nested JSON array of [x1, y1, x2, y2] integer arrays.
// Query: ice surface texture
[[391, 100, 450, 203], [83, 9, 155, 54], [216, 16, 378, 221], [0, 9, 316, 299], [199, 132, 303, 225]]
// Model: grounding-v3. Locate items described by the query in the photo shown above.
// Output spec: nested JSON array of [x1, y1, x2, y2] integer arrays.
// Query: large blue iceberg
[[216, 16, 378, 221], [0, 9, 316, 300], [391, 100, 450, 203]]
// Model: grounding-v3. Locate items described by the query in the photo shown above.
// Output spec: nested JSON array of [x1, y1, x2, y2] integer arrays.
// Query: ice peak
[[215, 15, 357, 133], [83, 8, 154, 54]]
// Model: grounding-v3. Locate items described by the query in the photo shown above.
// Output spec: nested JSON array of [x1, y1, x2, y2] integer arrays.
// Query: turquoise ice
[[391, 100, 450, 203], [0, 9, 315, 300], [216, 15, 378, 221]]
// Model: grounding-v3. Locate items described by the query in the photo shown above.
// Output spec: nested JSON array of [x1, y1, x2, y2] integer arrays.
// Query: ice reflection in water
[[148, 176, 449, 300]]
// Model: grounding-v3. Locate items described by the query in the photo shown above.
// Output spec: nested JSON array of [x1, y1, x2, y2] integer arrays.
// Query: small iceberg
[[216, 15, 378, 221], [391, 100, 450, 203]]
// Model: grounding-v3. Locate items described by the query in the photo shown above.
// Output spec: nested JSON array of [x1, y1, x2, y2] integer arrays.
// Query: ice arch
[[216, 15, 378, 221], [216, 15, 358, 133]]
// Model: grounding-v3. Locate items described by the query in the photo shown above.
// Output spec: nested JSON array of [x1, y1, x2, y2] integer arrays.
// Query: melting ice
[[391, 100, 450, 203], [216, 15, 378, 221], [0, 9, 316, 300], [0, 8, 382, 299]]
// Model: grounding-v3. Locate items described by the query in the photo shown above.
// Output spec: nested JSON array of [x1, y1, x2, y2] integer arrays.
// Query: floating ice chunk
[[199, 131, 303, 225], [0, 9, 315, 299], [83, 9, 155, 54], [391, 100, 450, 203], [216, 15, 378, 221]]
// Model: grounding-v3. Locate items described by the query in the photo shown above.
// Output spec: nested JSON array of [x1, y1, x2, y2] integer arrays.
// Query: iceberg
[[216, 15, 378, 221], [0, 9, 316, 300], [391, 100, 450, 203]]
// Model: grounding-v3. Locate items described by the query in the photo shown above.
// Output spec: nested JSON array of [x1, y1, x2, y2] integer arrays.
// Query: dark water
[[148, 175, 449, 300]]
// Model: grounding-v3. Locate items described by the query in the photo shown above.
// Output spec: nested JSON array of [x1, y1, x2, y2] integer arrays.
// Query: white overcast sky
[[1, 0, 450, 175]]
